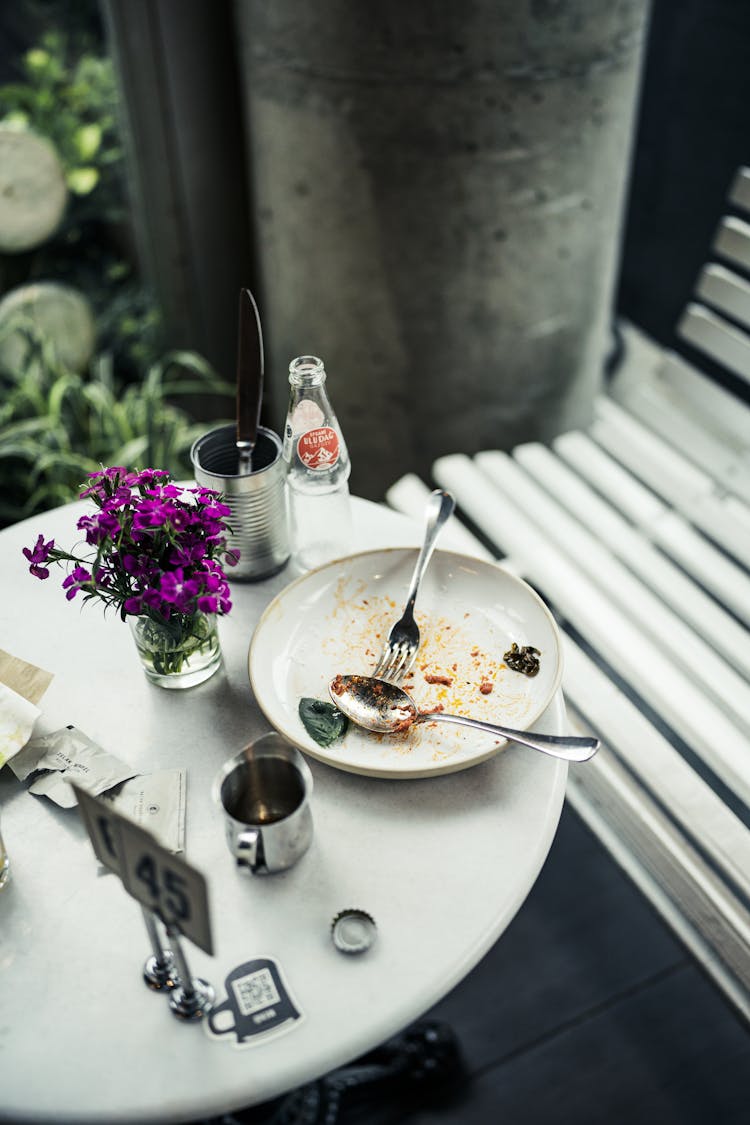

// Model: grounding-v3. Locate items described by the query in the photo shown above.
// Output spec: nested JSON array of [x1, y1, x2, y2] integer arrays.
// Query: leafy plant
[[0, 28, 124, 220], [0, 22, 165, 373], [0, 317, 233, 527]]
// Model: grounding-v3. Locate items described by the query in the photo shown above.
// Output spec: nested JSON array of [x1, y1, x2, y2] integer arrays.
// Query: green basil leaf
[[299, 697, 348, 747]]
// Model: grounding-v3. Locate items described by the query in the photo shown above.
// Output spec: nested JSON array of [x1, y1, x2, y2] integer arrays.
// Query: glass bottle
[[283, 355, 352, 572]]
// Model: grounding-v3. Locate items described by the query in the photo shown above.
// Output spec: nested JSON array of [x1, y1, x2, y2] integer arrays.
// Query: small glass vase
[[129, 610, 222, 689]]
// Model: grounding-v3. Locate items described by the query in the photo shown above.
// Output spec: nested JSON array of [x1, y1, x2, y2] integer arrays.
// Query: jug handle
[[237, 829, 259, 871]]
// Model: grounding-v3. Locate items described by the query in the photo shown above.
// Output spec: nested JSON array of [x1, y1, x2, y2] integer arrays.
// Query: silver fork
[[372, 489, 456, 682]]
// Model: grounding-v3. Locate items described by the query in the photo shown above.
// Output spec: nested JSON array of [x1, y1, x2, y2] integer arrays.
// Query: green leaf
[[25, 48, 51, 73], [47, 372, 84, 423], [111, 435, 148, 467], [298, 698, 348, 747], [74, 122, 101, 159], [66, 166, 99, 194]]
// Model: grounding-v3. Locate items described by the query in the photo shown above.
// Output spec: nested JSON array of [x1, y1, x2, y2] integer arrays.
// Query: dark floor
[[224, 804, 750, 1125]]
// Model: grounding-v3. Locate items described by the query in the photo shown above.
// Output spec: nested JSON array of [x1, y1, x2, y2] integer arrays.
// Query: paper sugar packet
[[102, 769, 187, 854], [0, 648, 53, 707], [9, 725, 137, 809], [0, 649, 54, 769], [0, 683, 41, 770]]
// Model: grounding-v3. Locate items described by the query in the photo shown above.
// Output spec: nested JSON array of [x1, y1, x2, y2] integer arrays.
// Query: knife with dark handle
[[236, 287, 264, 474]]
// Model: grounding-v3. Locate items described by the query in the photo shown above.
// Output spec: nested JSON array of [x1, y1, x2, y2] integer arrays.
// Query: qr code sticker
[[232, 968, 281, 1016]]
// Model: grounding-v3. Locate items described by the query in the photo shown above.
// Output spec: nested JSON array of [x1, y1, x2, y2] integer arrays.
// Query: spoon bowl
[[329, 674, 599, 763]]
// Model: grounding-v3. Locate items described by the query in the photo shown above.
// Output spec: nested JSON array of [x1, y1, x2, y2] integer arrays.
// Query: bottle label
[[297, 427, 340, 470]]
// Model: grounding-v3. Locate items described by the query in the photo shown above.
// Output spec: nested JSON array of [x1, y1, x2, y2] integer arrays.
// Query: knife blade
[[236, 287, 264, 474]]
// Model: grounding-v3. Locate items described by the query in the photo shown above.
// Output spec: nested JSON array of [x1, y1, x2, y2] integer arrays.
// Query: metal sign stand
[[165, 921, 215, 1021], [73, 784, 215, 1022], [142, 907, 178, 991]]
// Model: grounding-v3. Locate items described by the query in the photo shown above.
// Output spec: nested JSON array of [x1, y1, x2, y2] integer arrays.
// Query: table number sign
[[73, 782, 213, 954], [73, 784, 215, 1019]]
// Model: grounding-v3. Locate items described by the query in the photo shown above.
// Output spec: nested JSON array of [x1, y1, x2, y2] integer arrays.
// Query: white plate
[[248, 548, 563, 778]]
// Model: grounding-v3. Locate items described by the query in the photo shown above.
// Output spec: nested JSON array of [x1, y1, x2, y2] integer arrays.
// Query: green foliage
[[0, 29, 124, 219], [0, 8, 232, 528], [0, 318, 233, 527], [0, 22, 165, 374]]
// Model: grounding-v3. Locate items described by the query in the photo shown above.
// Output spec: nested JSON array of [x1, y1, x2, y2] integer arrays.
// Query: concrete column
[[234, 0, 651, 499]]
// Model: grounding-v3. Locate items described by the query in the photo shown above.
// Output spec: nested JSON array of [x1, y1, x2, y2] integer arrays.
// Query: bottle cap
[[331, 909, 377, 955]]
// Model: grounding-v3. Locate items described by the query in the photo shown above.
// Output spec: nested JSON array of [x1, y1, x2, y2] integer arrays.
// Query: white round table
[[0, 497, 567, 1123]]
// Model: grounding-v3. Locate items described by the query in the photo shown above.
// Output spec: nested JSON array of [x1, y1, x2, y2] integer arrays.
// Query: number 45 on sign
[[73, 784, 213, 956]]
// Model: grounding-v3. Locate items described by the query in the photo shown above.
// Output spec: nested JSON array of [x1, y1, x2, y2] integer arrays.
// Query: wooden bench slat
[[655, 348, 750, 449], [729, 166, 750, 213], [678, 300, 750, 385], [611, 377, 750, 502], [563, 637, 750, 900], [476, 449, 750, 733], [566, 739, 750, 1021], [553, 430, 750, 625], [714, 215, 750, 273], [592, 398, 750, 566], [513, 441, 750, 679], [432, 452, 750, 805], [384, 473, 494, 560], [609, 332, 750, 501], [595, 394, 719, 498], [696, 262, 750, 330]]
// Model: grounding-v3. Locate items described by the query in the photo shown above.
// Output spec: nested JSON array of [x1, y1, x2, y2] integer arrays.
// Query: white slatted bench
[[386, 167, 750, 1023]]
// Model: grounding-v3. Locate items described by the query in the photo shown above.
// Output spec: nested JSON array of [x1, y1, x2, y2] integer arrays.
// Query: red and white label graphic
[[297, 427, 340, 470]]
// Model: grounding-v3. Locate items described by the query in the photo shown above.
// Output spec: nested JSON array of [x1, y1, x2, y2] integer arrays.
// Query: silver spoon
[[329, 675, 599, 763]]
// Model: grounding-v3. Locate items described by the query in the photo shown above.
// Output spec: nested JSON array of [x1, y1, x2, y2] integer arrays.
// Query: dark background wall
[[616, 0, 750, 379]]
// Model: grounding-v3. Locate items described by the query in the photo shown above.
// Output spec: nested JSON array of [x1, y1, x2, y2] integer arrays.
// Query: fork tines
[[372, 643, 417, 683]]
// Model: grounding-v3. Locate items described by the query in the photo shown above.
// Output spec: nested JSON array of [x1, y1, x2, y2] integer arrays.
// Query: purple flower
[[142, 588, 164, 612], [101, 486, 133, 511], [25, 466, 236, 623], [156, 502, 190, 533], [203, 501, 232, 521], [22, 534, 55, 579], [159, 569, 186, 604], [134, 469, 170, 490], [121, 553, 140, 574], [76, 515, 103, 545], [159, 569, 201, 612], [152, 483, 184, 499], [94, 568, 112, 589], [77, 510, 121, 544], [191, 486, 220, 504], [62, 565, 92, 601], [98, 511, 122, 537], [79, 467, 130, 500], [133, 499, 171, 529], [169, 542, 207, 568]]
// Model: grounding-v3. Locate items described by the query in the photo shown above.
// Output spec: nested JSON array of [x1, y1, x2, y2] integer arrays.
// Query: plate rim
[[248, 546, 564, 778]]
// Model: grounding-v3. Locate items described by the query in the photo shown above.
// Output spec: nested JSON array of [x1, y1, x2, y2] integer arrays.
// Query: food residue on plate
[[300, 589, 539, 761], [423, 671, 453, 687], [503, 643, 541, 677]]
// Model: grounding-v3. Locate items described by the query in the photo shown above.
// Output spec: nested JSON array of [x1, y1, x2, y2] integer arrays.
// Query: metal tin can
[[191, 424, 290, 581]]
